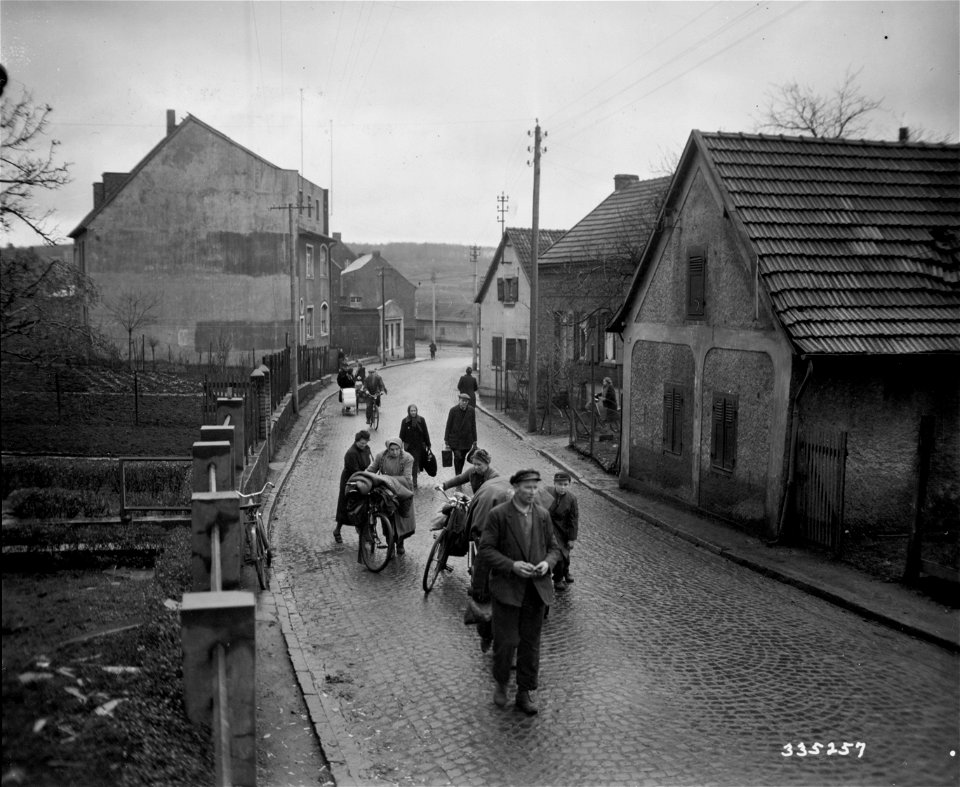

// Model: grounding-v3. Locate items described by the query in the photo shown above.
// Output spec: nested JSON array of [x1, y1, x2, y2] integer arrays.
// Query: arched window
[[320, 302, 329, 336]]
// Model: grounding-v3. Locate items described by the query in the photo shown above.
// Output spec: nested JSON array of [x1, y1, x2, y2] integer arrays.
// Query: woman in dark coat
[[334, 429, 372, 543], [398, 404, 431, 490]]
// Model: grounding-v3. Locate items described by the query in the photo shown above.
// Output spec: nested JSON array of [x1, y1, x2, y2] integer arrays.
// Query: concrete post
[[216, 397, 245, 474], [191, 491, 243, 591], [181, 590, 256, 786], [193, 438, 234, 492]]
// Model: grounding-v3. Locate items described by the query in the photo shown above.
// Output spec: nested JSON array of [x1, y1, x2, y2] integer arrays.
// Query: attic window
[[686, 245, 706, 318]]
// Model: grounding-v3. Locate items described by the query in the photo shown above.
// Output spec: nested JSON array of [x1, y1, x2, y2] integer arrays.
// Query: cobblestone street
[[269, 352, 959, 787]]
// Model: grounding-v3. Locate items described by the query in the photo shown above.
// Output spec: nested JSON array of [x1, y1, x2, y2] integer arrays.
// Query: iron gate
[[793, 427, 848, 551]]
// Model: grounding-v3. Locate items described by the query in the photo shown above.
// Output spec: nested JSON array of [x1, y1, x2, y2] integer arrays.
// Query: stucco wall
[[477, 243, 529, 398], [797, 357, 960, 536]]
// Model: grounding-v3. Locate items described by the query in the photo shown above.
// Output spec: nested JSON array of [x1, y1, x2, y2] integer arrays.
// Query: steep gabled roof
[[69, 114, 313, 238], [475, 227, 566, 302], [612, 131, 960, 355], [540, 176, 670, 266]]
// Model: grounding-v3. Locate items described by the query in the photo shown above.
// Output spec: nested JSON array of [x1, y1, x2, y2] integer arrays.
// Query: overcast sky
[[2, 0, 958, 249]]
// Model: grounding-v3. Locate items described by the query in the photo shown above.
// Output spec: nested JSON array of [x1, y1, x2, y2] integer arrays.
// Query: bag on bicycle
[[444, 507, 471, 557]]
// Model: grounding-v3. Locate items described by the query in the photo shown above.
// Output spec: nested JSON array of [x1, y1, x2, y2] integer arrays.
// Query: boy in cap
[[479, 468, 560, 715], [544, 471, 579, 590]]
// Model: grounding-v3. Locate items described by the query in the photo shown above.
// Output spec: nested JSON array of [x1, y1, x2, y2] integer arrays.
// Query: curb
[[260, 387, 368, 786], [476, 403, 959, 655]]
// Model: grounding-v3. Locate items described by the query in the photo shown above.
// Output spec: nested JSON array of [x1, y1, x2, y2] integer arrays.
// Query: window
[[349, 295, 362, 306], [574, 312, 588, 360], [319, 246, 328, 277], [504, 337, 527, 370], [492, 335, 503, 368], [497, 278, 504, 301], [307, 197, 312, 218], [687, 245, 706, 317], [498, 277, 519, 304], [439, 326, 446, 336], [711, 393, 738, 472], [306, 306, 314, 339], [320, 303, 329, 336], [517, 338, 527, 367], [305, 245, 314, 279], [662, 385, 684, 455]]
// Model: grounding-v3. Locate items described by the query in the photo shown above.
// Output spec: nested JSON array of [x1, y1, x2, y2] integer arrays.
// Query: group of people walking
[[331, 362, 580, 716]]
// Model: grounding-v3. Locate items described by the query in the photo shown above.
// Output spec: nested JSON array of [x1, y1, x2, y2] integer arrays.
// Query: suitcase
[[441, 449, 453, 468]]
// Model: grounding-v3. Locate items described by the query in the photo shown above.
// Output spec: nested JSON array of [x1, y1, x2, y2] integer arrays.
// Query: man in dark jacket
[[479, 468, 560, 715], [334, 430, 372, 543], [457, 366, 479, 407], [362, 369, 387, 425], [443, 393, 477, 474]]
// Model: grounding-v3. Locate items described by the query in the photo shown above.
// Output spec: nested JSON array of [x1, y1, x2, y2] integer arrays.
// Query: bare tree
[[0, 246, 106, 362], [147, 335, 160, 369], [215, 331, 233, 373], [1, 87, 71, 244], [107, 290, 161, 368], [757, 67, 883, 139]]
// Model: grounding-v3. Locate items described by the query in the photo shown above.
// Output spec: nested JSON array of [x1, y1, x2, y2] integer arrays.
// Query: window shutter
[[673, 388, 683, 453], [510, 277, 519, 302], [497, 278, 505, 302], [663, 389, 673, 449], [723, 397, 737, 469], [687, 245, 706, 317], [711, 395, 723, 460]]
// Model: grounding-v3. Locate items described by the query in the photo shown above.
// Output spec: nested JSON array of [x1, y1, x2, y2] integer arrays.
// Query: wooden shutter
[[509, 277, 519, 303], [497, 278, 505, 302], [711, 394, 737, 471], [505, 338, 517, 369], [492, 336, 503, 368], [687, 245, 705, 317], [663, 385, 683, 454]]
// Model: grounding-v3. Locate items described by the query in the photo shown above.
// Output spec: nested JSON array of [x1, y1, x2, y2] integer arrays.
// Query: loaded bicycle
[[423, 488, 471, 593], [237, 481, 275, 590], [358, 389, 383, 430], [344, 474, 398, 572]]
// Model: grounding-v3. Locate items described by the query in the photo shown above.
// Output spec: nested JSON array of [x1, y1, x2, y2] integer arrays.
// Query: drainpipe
[[772, 358, 814, 543]]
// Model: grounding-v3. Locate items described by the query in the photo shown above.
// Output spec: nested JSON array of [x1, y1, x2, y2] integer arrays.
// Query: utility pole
[[470, 245, 480, 372], [431, 271, 437, 345], [497, 192, 509, 237], [379, 266, 386, 365], [270, 203, 299, 414], [527, 121, 545, 433]]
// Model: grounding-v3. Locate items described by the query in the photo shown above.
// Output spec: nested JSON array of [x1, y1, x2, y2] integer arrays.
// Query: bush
[[6, 486, 112, 519]]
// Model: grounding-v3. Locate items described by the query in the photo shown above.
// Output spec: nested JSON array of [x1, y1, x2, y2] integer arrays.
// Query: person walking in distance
[[544, 471, 579, 590], [333, 430, 372, 543], [398, 404, 431, 491], [457, 366, 479, 407], [362, 367, 387, 425], [480, 469, 560, 715], [444, 393, 477, 474], [429, 341, 437, 360]]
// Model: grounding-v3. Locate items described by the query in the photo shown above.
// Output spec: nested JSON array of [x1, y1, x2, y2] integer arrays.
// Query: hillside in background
[[346, 241, 497, 320]]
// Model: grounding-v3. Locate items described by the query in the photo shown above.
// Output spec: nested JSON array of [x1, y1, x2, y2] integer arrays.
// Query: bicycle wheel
[[359, 512, 393, 572], [371, 405, 380, 431], [254, 511, 271, 590], [422, 532, 449, 593]]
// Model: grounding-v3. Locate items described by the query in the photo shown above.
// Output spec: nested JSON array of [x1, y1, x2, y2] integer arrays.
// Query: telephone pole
[[270, 203, 299, 414], [379, 266, 386, 365], [527, 121, 545, 433], [470, 245, 480, 372], [431, 271, 437, 345], [497, 192, 509, 237]]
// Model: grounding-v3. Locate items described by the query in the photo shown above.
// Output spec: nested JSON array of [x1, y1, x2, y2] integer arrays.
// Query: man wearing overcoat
[[479, 468, 560, 715], [443, 392, 477, 474]]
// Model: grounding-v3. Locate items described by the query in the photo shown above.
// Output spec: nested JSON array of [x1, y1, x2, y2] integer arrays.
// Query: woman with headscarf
[[398, 404, 431, 490], [438, 447, 498, 497], [334, 430, 372, 543], [367, 437, 416, 554]]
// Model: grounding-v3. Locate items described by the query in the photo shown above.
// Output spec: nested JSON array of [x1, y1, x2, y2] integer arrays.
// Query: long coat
[[367, 449, 416, 538], [444, 404, 477, 451], [479, 499, 561, 607], [544, 485, 579, 560], [457, 373, 479, 406], [336, 442, 372, 525], [399, 415, 431, 463]]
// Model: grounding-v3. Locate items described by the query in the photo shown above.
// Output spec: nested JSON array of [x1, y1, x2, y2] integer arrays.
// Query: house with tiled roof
[[69, 110, 337, 364], [474, 227, 565, 403], [609, 130, 959, 559], [537, 174, 669, 406]]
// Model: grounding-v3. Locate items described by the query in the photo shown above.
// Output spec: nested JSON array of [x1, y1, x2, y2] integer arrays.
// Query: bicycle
[[237, 481, 275, 590], [348, 483, 396, 572], [423, 488, 470, 593], [359, 389, 382, 430]]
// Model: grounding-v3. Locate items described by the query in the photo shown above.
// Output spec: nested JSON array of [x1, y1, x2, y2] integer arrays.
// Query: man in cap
[[544, 471, 579, 590], [479, 468, 560, 715], [443, 392, 477, 474]]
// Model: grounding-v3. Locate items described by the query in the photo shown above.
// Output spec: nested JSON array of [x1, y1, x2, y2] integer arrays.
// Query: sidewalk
[[475, 400, 960, 654]]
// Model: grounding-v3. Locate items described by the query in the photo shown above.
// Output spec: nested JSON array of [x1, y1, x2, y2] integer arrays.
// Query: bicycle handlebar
[[237, 480, 275, 501]]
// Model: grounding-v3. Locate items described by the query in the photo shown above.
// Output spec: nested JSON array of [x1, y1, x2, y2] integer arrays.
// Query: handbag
[[441, 448, 453, 468], [423, 447, 438, 477], [463, 597, 492, 626]]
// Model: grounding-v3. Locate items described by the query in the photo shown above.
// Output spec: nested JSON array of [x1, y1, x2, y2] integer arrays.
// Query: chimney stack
[[899, 127, 910, 142], [167, 109, 176, 136], [614, 174, 640, 191]]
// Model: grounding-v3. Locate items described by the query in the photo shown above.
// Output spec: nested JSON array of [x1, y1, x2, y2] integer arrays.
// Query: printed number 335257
[[782, 742, 866, 758]]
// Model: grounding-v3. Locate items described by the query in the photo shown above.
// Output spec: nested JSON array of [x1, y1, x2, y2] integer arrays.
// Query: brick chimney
[[167, 109, 176, 136], [102, 172, 128, 201], [614, 174, 640, 191], [372, 251, 381, 259], [333, 232, 342, 241], [93, 182, 104, 209], [899, 127, 910, 142]]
